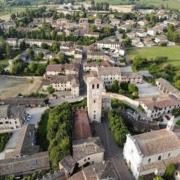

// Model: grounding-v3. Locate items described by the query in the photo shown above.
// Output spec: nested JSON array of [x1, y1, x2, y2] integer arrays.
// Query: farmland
[[128, 46, 180, 69]]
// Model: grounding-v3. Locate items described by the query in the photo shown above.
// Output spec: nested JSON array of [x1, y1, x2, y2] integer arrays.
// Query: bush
[[0, 133, 10, 152], [164, 164, 176, 180]]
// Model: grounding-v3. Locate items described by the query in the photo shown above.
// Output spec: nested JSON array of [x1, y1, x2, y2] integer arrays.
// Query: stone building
[[87, 77, 103, 123], [0, 105, 26, 133], [123, 118, 180, 179]]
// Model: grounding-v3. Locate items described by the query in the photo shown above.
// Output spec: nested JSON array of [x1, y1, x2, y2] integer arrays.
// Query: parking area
[[136, 82, 160, 98], [26, 107, 48, 125]]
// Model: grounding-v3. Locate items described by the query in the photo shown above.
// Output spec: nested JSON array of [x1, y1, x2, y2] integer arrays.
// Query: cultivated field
[[127, 46, 180, 69], [0, 76, 42, 99]]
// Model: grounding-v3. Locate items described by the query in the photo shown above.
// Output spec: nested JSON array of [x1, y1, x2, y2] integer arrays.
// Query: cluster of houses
[[0, 3, 180, 179]]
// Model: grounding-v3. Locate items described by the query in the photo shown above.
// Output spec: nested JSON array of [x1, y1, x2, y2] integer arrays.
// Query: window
[[158, 155, 161, 160], [88, 157, 90, 160], [148, 158, 151, 163], [97, 84, 99, 89], [84, 159, 86, 162], [92, 84, 95, 89], [168, 153, 171, 157], [94, 114, 96, 120], [93, 100, 96, 103]]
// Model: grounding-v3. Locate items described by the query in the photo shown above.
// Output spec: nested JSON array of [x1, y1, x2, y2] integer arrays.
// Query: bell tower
[[87, 77, 103, 123]]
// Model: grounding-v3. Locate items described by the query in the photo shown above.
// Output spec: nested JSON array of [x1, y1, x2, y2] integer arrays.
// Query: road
[[94, 120, 134, 180]]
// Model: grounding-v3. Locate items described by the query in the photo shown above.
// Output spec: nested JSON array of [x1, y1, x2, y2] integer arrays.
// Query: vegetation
[[164, 163, 176, 180], [36, 110, 49, 151], [172, 108, 180, 117], [176, 120, 180, 126], [128, 47, 180, 68], [131, 55, 180, 89], [167, 24, 180, 43], [107, 80, 138, 99], [47, 86, 55, 94], [0, 133, 10, 152], [108, 110, 129, 146]]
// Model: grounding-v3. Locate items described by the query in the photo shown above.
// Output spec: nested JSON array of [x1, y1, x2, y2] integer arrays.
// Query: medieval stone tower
[[87, 77, 103, 123]]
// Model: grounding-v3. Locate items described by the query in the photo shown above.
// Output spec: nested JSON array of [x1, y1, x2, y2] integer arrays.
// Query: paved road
[[94, 120, 134, 180]]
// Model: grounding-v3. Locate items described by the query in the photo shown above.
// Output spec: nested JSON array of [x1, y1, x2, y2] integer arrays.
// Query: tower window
[[92, 84, 95, 89], [148, 158, 151, 163], [94, 100, 96, 103], [94, 114, 96, 119], [158, 155, 161, 160], [97, 84, 99, 89]]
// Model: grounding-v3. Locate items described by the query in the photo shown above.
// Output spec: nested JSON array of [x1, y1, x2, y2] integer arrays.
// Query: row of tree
[[107, 80, 139, 99], [108, 110, 129, 147]]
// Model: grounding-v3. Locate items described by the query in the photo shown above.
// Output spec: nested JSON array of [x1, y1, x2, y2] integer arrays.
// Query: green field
[[128, 46, 180, 68], [0, 6, 37, 20], [94, 0, 180, 9]]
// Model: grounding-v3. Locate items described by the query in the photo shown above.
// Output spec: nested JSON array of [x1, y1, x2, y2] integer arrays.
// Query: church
[[123, 116, 180, 179]]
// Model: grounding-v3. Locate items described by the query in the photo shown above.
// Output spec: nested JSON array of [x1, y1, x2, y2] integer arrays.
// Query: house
[[46, 63, 80, 76], [84, 31, 99, 38], [18, 39, 55, 47], [69, 161, 117, 180], [4, 124, 39, 159], [138, 95, 180, 120], [87, 49, 109, 61], [97, 67, 142, 86], [123, 118, 180, 179], [147, 29, 157, 37], [43, 75, 80, 97], [1, 97, 48, 107], [83, 61, 111, 72], [98, 67, 122, 86], [72, 137, 105, 167], [154, 35, 168, 45], [94, 18, 102, 28], [59, 155, 76, 177], [136, 30, 147, 38], [96, 41, 121, 50], [6, 38, 18, 47], [0, 151, 50, 176], [0, 105, 26, 133], [34, 48, 54, 60], [110, 18, 120, 26], [156, 78, 180, 99]]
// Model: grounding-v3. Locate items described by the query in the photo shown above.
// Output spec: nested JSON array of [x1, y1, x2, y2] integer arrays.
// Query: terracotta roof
[[74, 110, 92, 140]]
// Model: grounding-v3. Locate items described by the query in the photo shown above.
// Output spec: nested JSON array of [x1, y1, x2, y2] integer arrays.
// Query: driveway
[[94, 120, 134, 180], [26, 107, 48, 125]]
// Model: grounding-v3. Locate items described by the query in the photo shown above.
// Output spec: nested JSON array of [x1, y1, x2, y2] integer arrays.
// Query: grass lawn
[[94, 0, 180, 9], [127, 46, 180, 69]]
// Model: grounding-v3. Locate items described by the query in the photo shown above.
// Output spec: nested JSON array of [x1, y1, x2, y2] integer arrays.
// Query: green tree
[[175, 80, 180, 90], [47, 86, 55, 94], [111, 80, 119, 93]]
